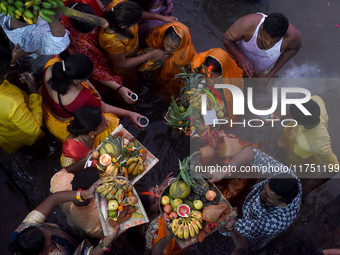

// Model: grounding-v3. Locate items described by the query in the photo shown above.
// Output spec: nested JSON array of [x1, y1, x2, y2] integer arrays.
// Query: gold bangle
[[76, 190, 85, 202], [225, 226, 234, 231]]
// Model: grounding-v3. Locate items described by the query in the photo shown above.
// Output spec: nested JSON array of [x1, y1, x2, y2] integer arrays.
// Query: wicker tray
[[96, 176, 149, 236], [85, 124, 159, 184], [159, 181, 236, 249]]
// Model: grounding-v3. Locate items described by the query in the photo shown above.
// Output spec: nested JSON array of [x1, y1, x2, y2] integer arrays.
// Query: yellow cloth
[[0, 80, 44, 154], [99, 0, 139, 56], [190, 48, 244, 121], [146, 21, 197, 98], [278, 95, 339, 167], [50, 169, 103, 238]]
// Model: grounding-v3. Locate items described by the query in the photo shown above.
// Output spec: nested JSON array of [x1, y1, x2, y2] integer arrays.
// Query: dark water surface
[[1, 0, 340, 254]]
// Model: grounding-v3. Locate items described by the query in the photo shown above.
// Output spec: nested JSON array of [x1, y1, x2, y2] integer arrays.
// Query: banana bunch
[[96, 176, 133, 203], [0, 0, 64, 24], [125, 155, 146, 176], [100, 162, 119, 178], [168, 211, 203, 239], [187, 88, 216, 110]]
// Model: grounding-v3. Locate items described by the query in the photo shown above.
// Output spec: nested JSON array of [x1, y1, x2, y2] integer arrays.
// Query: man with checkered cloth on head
[[209, 147, 302, 252]]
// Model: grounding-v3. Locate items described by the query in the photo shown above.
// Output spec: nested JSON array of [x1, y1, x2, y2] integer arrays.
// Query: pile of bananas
[[100, 162, 119, 178], [96, 176, 133, 203], [0, 0, 64, 24], [168, 210, 203, 239], [123, 156, 146, 176]]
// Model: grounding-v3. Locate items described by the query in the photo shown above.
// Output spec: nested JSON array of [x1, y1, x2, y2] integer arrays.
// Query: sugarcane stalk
[[54, 6, 108, 28]]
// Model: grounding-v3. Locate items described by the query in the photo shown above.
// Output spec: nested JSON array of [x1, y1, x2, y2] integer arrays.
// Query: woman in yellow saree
[[189, 48, 243, 121], [41, 54, 145, 146], [99, 0, 170, 86], [146, 21, 197, 98]]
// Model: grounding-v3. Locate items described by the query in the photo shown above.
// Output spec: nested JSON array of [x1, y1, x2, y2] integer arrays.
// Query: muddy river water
[[1, 0, 340, 254]]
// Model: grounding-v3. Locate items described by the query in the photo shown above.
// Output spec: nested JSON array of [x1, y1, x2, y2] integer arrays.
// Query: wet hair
[[72, 167, 99, 190], [263, 13, 289, 38], [289, 99, 320, 126], [47, 53, 94, 95], [279, 231, 320, 255], [204, 56, 222, 74], [68, 3, 96, 33], [8, 227, 45, 255], [268, 173, 299, 205], [129, 0, 168, 11], [67, 107, 103, 136], [0, 48, 11, 79], [164, 26, 181, 46], [134, 182, 153, 213], [103, 1, 142, 39]]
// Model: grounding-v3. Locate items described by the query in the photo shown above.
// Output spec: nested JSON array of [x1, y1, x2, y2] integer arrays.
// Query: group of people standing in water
[[0, 0, 339, 254]]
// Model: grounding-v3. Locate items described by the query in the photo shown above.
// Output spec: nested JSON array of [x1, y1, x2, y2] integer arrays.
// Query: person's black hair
[[0, 47, 11, 79], [71, 167, 99, 190], [129, 0, 168, 11], [133, 182, 153, 213], [8, 227, 45, 255], [268, 173, 299, 204], [279, 231, 320, 255], [67, 107, 102, 136], [164, 26, 181, 46], [47, 53, 94, 95], [289, 99, 321, 126], [204, 56, 222, 74], [68, 3, 96, 33], [103, 1, 142, 39], [263, 13, 289, 38]]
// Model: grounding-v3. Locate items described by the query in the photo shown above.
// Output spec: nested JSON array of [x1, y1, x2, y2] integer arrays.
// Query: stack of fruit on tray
[[96, 176, 147, 232], [159, 152, 234, 246], [165, 69, 226, 136], [89, 134, 148, 182]]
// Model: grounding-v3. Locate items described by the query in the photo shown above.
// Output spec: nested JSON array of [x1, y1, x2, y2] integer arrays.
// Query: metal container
[[159, 181, 236, 249], [96, 176, 149, 236]]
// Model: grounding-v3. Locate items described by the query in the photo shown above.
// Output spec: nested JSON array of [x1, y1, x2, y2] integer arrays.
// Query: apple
[[193, 200, 203, 210], [169, 212, 178, 220], [161, 195, 170, 205], [92, 151, 100, 160], [172, 198, 183, 211], [163, 204, 173, 214], [206, 190, 216, 201]]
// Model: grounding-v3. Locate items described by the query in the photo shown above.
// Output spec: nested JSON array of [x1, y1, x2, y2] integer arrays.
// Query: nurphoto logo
[[200, 84, 312, 128]]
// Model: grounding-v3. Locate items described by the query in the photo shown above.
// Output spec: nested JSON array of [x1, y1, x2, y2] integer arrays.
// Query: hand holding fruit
[[84, 178, 102, 199]]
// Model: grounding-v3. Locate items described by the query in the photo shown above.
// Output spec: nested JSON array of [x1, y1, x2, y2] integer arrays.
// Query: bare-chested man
[[223, 13, 301, 89]]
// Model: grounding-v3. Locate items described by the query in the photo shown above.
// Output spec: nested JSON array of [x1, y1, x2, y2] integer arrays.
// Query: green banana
[[24, 9, 34, 19], [46, 0, 57, 8], [39, 10, 52, 22], [7, 0, 14, 4], [41, 8, 54, 16], [7, 5, 15, 11], [8, 9, 15, 17], [13, 1, 24, 8], [0, 3, 7, 11], [40, 1, 51, 8], [15, 9, 22, 16]]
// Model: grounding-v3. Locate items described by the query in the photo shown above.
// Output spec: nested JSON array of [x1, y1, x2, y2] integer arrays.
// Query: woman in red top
[[42, 53, 145, 145]]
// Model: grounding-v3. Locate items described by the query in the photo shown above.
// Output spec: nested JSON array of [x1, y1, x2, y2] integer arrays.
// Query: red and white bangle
[[76, 189, 85, 202], [99, 238, 111, 252]]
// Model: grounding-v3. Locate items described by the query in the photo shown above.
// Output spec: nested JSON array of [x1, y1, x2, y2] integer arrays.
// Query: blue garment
[[221, 148, 302, 251]]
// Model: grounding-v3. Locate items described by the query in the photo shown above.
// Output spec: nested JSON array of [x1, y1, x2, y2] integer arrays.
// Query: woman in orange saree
[[189, 48, 243, 121], [146, 21, 197, 98]]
